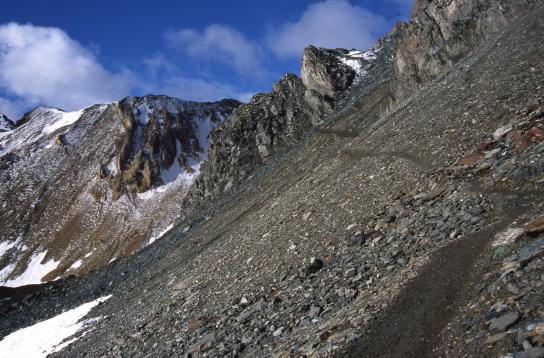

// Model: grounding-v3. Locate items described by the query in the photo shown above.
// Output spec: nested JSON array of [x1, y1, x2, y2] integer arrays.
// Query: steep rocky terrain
[[0, 96, 239, 285], [187, 33, 395, 207], [0, 29, 392, 286], [392, 0, 539, 106], [1, 0, 544, 357]]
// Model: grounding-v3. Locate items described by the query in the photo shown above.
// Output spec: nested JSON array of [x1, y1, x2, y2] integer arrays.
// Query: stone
[[517, 347, 544, 358], [519, 239, 544, 262], [506, 129, 532, 153], [525, 216, 544, 235], [237, 310, 254, 323], [493, 124, 514, 140], [309, 305, 322, 317], [348, 231, 364, 246], [485, 332, 507, 344], [489, 312, 520, 331], [528, 126, 544, 142], [493, 228, 524, 247], [306, 257, 324, 275], [458, 153, 486, 166]]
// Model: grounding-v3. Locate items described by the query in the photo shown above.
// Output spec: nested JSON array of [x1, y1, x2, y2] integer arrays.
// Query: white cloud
[[159, 77, 253, 103], [165, 24, 265, 77], [267, 0, 389, 58], [0, 23, 134, 117]]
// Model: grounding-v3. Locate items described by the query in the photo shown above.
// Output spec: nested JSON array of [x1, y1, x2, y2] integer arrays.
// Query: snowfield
[[0, 295, 111, 358], [0, 251, 59, 287]]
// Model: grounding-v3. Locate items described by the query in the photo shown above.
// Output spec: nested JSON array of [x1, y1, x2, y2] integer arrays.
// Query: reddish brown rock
[[506, 129, 531, 153], [458, 153, 486, 166], [525, 216, 544, 236]]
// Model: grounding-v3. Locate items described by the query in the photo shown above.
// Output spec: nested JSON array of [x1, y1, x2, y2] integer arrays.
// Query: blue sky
[[0, 0, 413, 119]]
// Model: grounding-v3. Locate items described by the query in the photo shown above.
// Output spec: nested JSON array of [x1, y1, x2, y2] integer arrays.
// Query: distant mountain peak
[[0, 113, 14, 132]]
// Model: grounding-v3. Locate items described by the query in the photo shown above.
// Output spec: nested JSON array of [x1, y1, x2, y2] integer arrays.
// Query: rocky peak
[[0, 114, 14, 132], [301, 46, 357, 100]]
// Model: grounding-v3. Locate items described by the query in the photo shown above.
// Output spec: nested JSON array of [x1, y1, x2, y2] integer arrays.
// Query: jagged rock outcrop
[[301, 46, 357, 100], [187, 74, 328, 203], [393, 0, 538, 103], [0, 114, 14, 132], [0, 96, 239, 285]]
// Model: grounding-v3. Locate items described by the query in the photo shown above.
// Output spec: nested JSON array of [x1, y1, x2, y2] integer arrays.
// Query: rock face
[[301, 46, 357, 100], [393, 0, 538, 103], [187, 74, 328, 204], [0, 96, 239, 285], [110, 96, 239, 199], [0, 114, 14, 132]]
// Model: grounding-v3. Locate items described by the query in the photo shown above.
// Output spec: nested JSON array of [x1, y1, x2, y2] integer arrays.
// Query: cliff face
[[301, 46, 357, 100], [110, 96, 239, 199], [393, 0, 538, 103]]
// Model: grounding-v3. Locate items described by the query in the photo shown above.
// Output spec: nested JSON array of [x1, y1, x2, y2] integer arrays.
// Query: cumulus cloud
[[0, 23, 134, 117], [140, 55, 253, 103], [267, 0, 389, 58], [165, 24, 265, 77], [149, 76, 253, 103]]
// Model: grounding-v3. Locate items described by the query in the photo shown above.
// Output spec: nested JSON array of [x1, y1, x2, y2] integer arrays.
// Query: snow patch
[[0, 236, 21, 259], [337, 48, 380, 77], [148, 223, 175, 245], [0, 295, 111, 358], [42, 109, 84, 135], [70, 260, 83, 270], [1, 251, 59, 287]]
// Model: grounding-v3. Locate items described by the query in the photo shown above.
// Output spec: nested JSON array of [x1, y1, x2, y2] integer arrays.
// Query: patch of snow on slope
[[70, 260, 83, 270], [337, 48, 380, 76], [0, 295, 111, 358], [0, 263, 15, 282], [42, 109, 84, 135], [0, 236, 21, 259], [338, 57, 365, 74], [1, 251, 59, 287], [148, 223, 175, 245], [159, 138, 201, 185]]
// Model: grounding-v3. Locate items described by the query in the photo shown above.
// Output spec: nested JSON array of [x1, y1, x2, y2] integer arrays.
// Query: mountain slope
[[0, 1, 542, 357], [0, 96, 239, 285]]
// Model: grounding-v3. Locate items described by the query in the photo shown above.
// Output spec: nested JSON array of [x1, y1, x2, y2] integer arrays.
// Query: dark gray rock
[[489, 311, 520, 331]]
